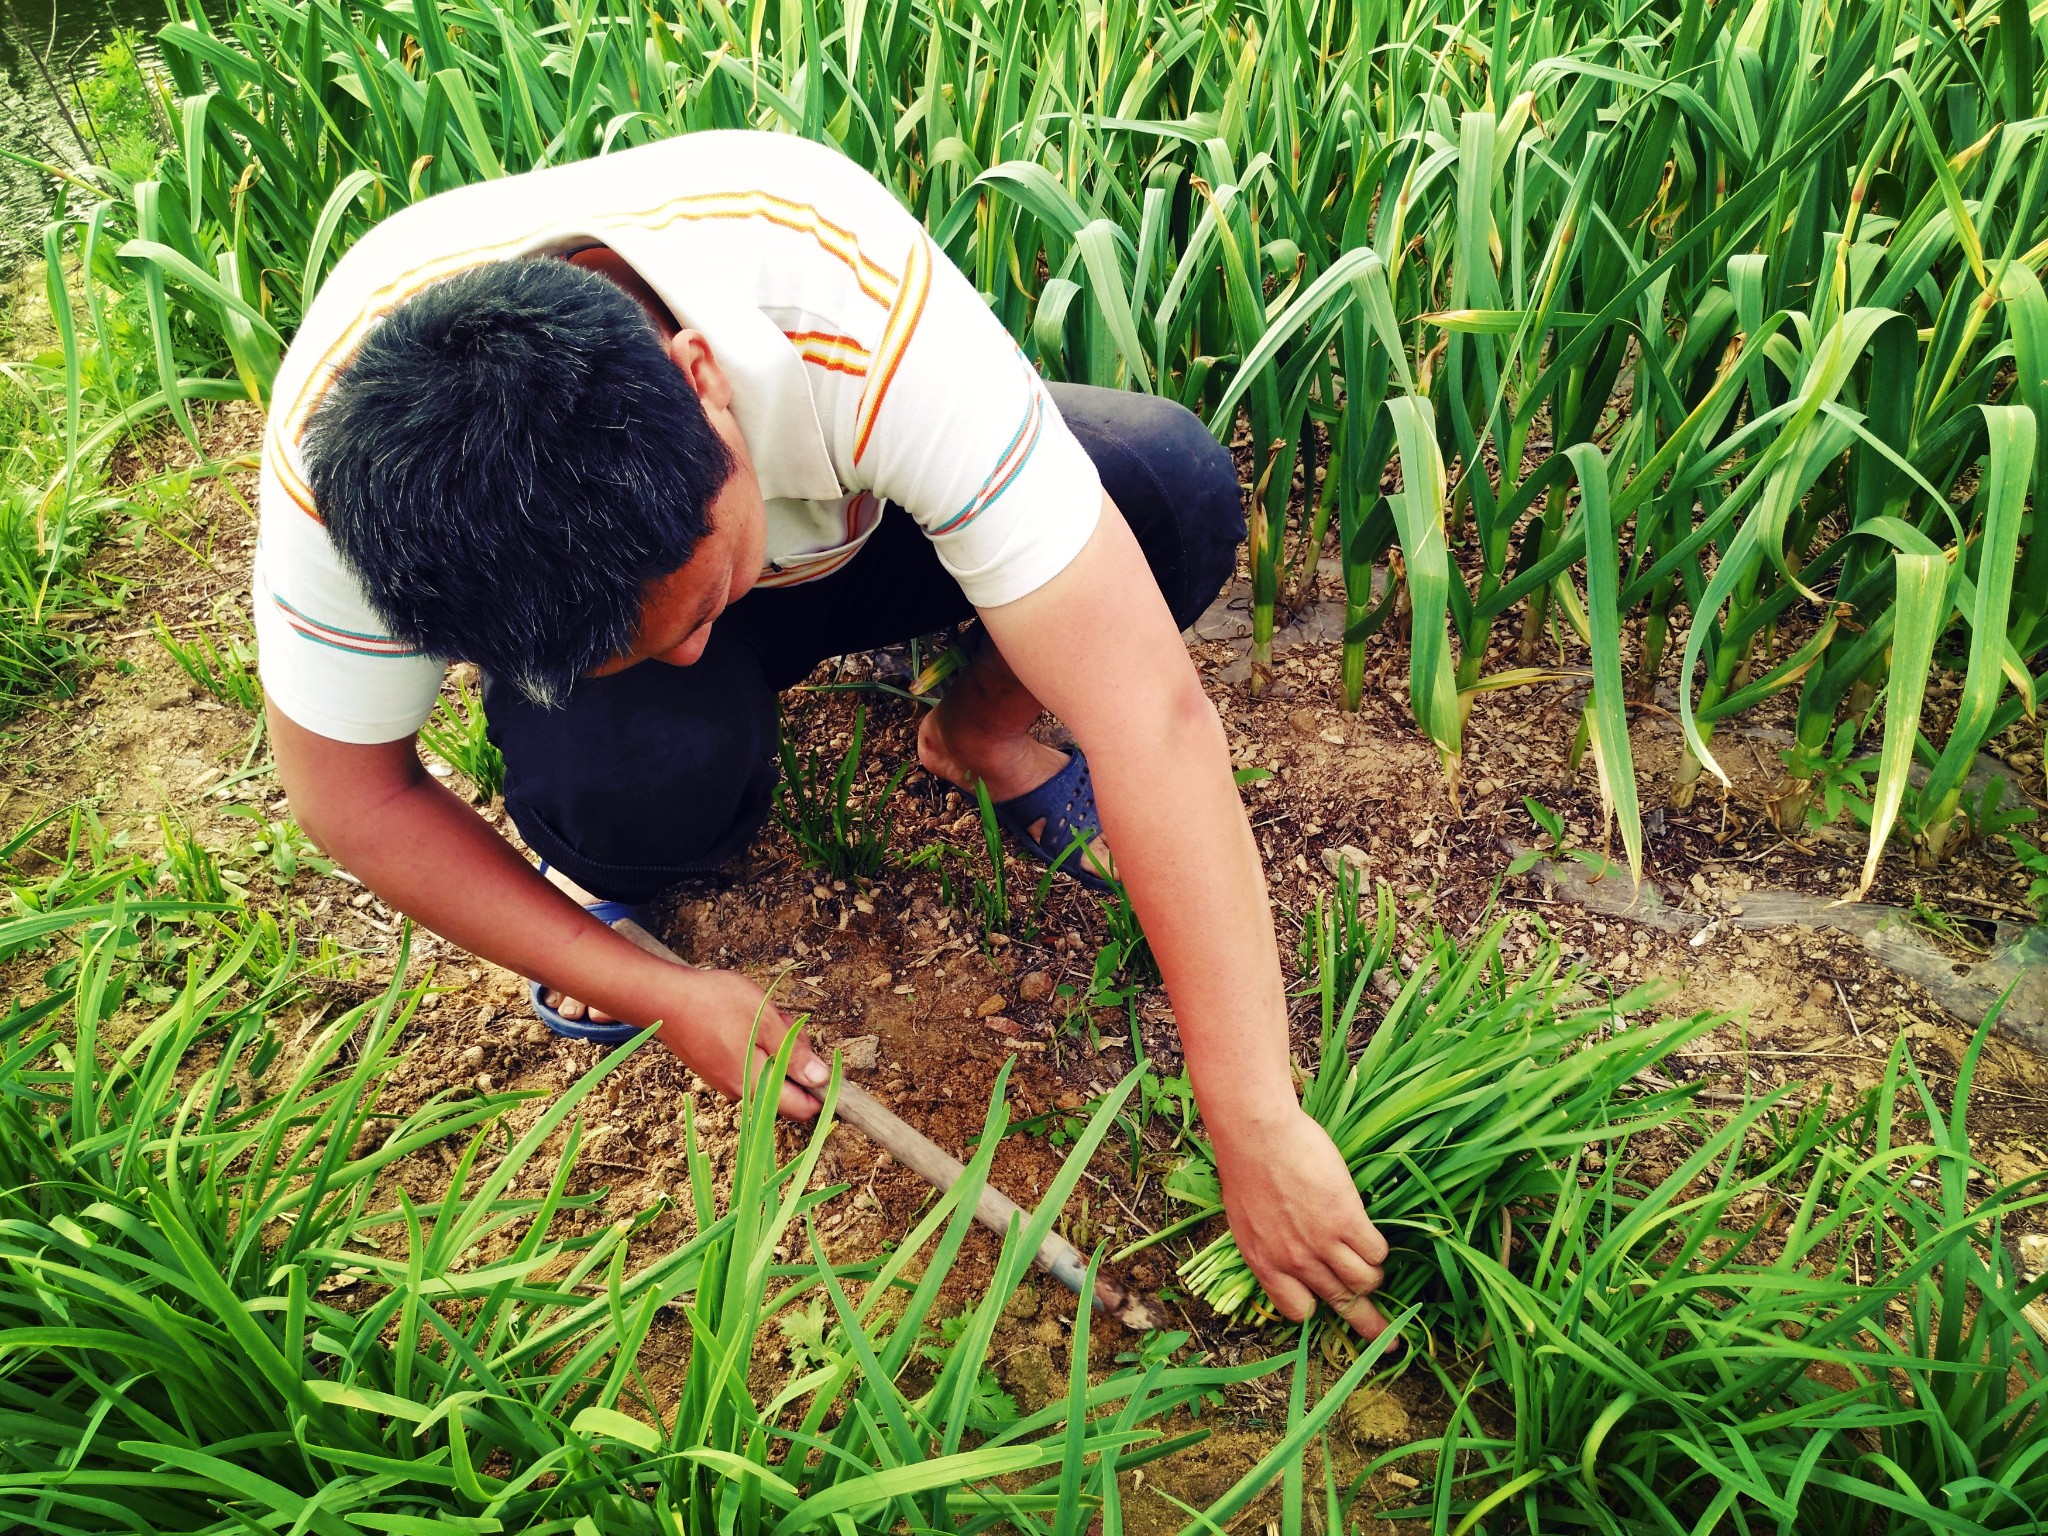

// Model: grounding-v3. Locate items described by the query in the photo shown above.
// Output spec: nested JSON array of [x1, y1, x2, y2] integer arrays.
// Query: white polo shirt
[[254, 130, 1102, 744]]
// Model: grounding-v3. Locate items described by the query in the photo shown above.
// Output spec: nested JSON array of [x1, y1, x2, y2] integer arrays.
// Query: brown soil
[[6, 400, 2045, 1527]]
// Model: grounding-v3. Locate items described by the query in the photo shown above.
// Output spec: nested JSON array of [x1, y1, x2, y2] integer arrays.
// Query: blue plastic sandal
[[990, 747, 1117, 894], [528, 866, 651, 1043]]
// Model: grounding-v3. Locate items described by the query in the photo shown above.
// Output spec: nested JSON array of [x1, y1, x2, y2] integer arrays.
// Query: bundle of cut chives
[[1171, 884, 1716, 1317]]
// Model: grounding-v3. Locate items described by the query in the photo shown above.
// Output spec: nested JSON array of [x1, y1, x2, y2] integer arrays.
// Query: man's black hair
[[302, 256, 735, 707]]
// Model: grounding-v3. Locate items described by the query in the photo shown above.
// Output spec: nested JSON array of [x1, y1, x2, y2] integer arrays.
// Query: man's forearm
[[322, 777, 689, 1022], [272, 708, 689, 1028], [977, 503, 1391, 1333], [974, 503, 1299, 1136], [271, 699, 827, 1115], [1082, 688, 1299, 1126]]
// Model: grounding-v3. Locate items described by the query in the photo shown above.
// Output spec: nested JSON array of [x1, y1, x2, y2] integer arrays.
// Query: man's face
[[586, 420, 767, 675], [579, 293, 769, 677]]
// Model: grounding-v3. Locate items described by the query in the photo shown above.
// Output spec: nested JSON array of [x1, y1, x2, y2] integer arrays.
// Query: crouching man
[[258, 129, 1389, 1335]]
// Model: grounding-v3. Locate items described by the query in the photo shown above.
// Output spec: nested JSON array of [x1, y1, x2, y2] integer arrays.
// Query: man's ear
[[667, 330, 732, 412]]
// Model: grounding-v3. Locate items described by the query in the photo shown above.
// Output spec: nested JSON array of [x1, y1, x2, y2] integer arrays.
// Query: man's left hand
[[1213, 1107, 1391, 1338]]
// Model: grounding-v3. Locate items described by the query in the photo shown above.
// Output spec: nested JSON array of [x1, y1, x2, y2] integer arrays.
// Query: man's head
[[302, 256, 760, 707]]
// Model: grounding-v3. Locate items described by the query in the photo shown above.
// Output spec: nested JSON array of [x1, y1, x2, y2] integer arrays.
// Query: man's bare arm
[[976, 495, 1391, 1337], [268, 700, 829, 1116]]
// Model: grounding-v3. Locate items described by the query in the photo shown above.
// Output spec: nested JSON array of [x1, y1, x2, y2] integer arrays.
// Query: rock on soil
[[1342, 1386, 1411, 1445], [999, 1343, 1063, 1414], [833, 1034, 879, 1072]]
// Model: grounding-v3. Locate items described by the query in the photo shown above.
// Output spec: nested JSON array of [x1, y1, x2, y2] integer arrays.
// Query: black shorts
[[484, 382, 1245, 902]]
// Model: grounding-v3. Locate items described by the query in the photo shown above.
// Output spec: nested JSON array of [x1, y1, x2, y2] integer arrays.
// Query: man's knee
[[503, 746, 773, 902], [1049, 384, 1246, 628], [1144, 397, 1245, 623]]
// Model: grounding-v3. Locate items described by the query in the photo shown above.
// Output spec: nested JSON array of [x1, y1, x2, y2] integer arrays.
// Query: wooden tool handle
[[832, 1079, 1097, 1300], [610, 917, 1157, 1328]]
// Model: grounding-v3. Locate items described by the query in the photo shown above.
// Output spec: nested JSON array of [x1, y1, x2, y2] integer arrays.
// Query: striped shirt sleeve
[[253, 439, 447, 744], [852, 232, 1102, 609]]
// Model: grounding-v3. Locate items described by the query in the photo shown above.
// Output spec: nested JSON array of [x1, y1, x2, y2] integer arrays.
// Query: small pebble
[[1321, 844, 1370, 877], [976, 994, 1007, 1017], [835, 1034, 880, 1072], [1342, 1386, 1411, 1445], [1018, 971, 1052, 1003]]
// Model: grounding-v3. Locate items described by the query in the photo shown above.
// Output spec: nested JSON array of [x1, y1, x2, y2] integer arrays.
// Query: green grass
[[1158, 875, 2048, 1534], [772, 702, 911, 880], [1296, 858, 1375, 1003], [39, 0, 2035, 894], [11, 6, 2048, 1527], [0, 359, 122, 714], [417, 672, 506, 803], [0, 32, 238, 726], [1371, 1020, 2048, 1535], [0, 798, 1399, 1535], [64, 28, 170, 185], [154, 605, 260, 710], [3, 812, 2037, 1535]]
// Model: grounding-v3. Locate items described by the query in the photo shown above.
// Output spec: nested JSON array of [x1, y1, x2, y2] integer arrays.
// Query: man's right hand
[[556, 962, 832, 1120], [647, 965, 831, 1120]]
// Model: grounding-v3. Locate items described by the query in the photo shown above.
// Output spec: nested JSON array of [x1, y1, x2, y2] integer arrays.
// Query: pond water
[[1, 1, 212, 275]]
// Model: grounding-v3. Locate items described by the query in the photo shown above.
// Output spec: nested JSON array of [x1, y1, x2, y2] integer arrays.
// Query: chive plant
[[1171, 882, 2048, 1531], [772, 702, 913, 880], [1370, 1021, 2048, 1535], [154, 607, 261, 711], [60, 0, 2042, 894], [1168, 889, 1717, 1318], [417, 671, 506, 801], [0, 883, 1352, 1533]]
